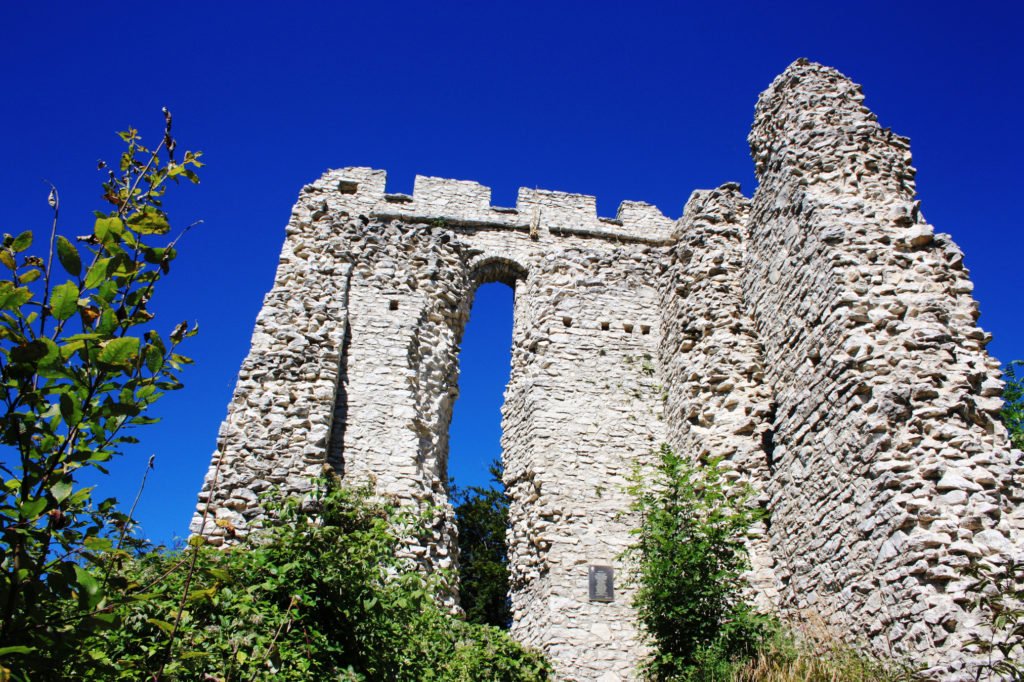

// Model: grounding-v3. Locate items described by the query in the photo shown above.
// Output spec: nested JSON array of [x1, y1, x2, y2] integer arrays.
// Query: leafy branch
[[0, 111, 201, 678]]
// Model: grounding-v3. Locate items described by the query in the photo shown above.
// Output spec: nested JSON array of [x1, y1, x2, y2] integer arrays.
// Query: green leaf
[[20, 497, 47, 520], [59, 392, 82, 425], [50, 281, 79, 320], [73, 565, 103, 610], [10, 339, 50, 363], [0, 646, 36, 657], [97, 337, 139, 367], [35, 337, 59, 366], [84, 258, 110, 289], [0, 250, 15, 270], [59, 339, 84, 361], [144, 345, 164, 373], [18, 268, 41, 284], [143, 246, 176, 265], [0, 282, 32, 311], [94, 216, 124, 244], [147, 618, 176, 635], [127, 207, 170, 235], [187, 587, 216, 603], [56, 235, 82, 277], [83, 536, 113, 552], [96, 307, 117, 335], [11, 230, 32, 253], [205, 567, 230, 581], [52, 479, 73, 503]]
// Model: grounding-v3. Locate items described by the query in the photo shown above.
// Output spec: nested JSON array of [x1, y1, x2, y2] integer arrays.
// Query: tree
[[1002, 361, 1023, 450], [0, 111, 201, 677], [451, 459, 512, 629]]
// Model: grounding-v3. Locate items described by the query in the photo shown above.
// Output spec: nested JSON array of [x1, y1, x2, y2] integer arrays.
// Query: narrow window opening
[[389, 300, 399, 311], [563, 316, 572, 327], [600, 321, 610, 331], [623, 323, 634, 334], [338, 180, 359, 194], [640, 324, 651, 335], [448, 282, 514, 629]]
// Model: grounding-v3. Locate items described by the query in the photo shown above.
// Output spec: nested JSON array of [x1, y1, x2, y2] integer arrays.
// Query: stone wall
[[742, 60, 1022, 676], [657, 184, 779, 607], [192, 60, 1023, 679], [192, 167, 673, 680]]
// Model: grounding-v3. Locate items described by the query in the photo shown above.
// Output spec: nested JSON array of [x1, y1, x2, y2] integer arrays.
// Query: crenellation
[[193, 60, 1022, 681], [297, 168, 675, 244]]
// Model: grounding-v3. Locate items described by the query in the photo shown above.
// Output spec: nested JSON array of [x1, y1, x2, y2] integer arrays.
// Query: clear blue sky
[[1, 2, 1020, 545]]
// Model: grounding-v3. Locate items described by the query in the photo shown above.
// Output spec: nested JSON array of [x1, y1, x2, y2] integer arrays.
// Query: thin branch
[[120, 454, 155, 550], [38, 182, 59, 341], [248, 596, 299, 681], [153, 441, 227, 680]]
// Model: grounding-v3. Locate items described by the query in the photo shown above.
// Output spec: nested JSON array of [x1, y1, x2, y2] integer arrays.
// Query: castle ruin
[[192, 60, 1023, 680]]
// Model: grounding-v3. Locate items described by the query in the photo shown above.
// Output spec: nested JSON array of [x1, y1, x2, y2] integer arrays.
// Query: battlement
[[300, 167, 676, 244]]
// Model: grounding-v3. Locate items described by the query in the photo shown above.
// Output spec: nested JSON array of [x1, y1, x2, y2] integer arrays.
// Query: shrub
[[965, 558, 1024, 680], [57, 475, 550, 681], [1003, 361, 1023, 450], [626, 444, 773, 680]]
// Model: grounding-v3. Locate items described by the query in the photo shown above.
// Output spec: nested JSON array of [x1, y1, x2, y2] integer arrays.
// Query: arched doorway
[[447, 258, 526, 627]]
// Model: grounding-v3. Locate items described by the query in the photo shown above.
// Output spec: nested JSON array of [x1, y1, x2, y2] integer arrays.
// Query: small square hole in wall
[[338, 180, 359, 194], [563, 317, 572, 327], [389, 300, 399, 311], [623, 323, 634, 334], [600, 321, 610, 331], [640, 325, 651, 335]]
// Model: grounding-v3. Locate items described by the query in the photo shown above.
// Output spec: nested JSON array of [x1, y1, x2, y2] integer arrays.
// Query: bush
[[627, 446, 923, 682], [965, 558, 1024, 680], [1003, 361, 1023, 450], [55, 474, 550, 681], [626, 444, 774, 680]]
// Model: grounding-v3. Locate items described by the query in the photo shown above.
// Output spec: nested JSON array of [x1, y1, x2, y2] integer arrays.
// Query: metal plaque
[[588, 565, 614, 602]]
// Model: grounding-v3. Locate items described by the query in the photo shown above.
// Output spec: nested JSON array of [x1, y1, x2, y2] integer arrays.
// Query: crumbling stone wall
[[742, 60, 1022, 676], [657, 184, 779, 607], [193, 61, 1022, 679], [193, 168, 671, 679]]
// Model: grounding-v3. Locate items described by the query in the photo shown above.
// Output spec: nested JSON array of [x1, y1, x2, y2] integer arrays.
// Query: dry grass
[[730, 617, 920, 682]]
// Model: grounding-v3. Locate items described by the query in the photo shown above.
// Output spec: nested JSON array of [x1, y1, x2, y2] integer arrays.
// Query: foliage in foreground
[[0, 113, 201, 675], [965, 558, 1024, 681], [0, 118, 548, 681], [452, 459, 512, 629], [54, 476, 549, 681]]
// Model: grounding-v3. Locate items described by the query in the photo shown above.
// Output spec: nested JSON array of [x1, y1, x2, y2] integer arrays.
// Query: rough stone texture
[[657, 184, 780, 608], [193, 60, 1022, 679], [193, 167, 669, 680], [742, 60, 1022, 677]]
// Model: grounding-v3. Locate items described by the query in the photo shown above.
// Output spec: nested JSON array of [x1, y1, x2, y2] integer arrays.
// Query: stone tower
[[192, 60, 1022, 680]]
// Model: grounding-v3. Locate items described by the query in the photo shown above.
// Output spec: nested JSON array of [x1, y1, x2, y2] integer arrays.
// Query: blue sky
[[1, 2, 1020, 544]]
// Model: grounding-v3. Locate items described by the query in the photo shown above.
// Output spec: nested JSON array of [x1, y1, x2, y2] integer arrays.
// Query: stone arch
[[467, 255, 528, 289]]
